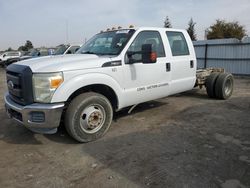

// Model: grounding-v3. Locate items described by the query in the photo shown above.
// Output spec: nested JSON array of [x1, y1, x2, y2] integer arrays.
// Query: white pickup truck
[[4, 27, 234, 142]]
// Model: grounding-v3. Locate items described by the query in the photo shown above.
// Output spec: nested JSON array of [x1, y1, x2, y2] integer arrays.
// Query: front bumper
[[4, 93, 64, 134]]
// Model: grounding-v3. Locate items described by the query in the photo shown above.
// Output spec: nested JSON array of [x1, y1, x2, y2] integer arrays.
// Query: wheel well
[[66, 84, 118, 110]]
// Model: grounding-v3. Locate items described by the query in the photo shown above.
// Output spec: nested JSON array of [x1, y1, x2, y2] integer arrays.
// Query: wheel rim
[[224, 78, 232, 96], [79, 104, 106, 134]]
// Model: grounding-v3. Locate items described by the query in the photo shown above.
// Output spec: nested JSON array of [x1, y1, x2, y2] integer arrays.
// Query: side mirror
[[67, 50, 72, 54], [3, 54, 6, 58], [141, 44, 157, 64], [125, 44, 157, 64]]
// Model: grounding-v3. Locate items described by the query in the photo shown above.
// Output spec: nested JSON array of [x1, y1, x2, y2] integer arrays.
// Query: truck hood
[[15, 54, 112, 72]]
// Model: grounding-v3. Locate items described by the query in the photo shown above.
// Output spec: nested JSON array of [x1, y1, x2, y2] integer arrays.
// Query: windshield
[[77, 29, 135, 55]]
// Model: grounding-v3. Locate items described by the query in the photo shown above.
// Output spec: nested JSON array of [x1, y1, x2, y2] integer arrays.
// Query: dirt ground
[[0, 67, 249, 188]]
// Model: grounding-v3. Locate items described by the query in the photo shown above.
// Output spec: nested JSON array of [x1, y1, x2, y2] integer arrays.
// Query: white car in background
[[0, 51, 21, 66]]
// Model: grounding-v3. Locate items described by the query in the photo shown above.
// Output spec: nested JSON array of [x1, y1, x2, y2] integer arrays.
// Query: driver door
[[122, 31, 171, 106]]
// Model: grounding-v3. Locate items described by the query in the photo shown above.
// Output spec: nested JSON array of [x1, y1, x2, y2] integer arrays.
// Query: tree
[[164, 16, 172, 28], [7, 47, 13, 51], [187, 18, 197, 41], [206, 19, 247, 40], [24, 40, 33, 50], [18, 40, 34, 51], [18, 46, 27, 51]]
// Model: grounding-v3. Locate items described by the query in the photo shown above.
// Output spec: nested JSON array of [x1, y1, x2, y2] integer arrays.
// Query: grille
[[6, 72, 24, 103], [6, 64, 33, 105]]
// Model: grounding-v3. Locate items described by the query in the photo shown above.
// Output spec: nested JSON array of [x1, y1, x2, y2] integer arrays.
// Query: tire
[[65, 92, 113, 142], [205, 72, 220, 98], [215, 73, 234, 99]]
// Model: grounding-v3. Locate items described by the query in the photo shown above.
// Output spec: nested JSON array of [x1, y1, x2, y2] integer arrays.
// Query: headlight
[[32, 72, 64, 103]]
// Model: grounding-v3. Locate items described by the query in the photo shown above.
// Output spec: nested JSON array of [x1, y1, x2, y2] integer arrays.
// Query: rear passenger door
[[166, 31, 196, 95]]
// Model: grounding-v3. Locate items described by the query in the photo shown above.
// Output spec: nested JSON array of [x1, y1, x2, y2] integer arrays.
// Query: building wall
[[193, 37, 250, 75]]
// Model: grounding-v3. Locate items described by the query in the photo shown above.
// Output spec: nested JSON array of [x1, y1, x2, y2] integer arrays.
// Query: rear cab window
[[166, 31, 189, 56]]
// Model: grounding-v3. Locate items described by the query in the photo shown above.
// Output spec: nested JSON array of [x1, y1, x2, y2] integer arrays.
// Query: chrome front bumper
[[4, 93, 64, 134]]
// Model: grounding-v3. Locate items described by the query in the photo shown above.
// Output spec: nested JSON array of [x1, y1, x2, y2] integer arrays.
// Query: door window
[[127, 31, 165, 62], [166, 31, 189, 56]]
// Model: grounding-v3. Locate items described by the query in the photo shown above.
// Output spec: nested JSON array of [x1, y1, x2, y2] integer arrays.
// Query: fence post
[[204, 44, 208, 68]]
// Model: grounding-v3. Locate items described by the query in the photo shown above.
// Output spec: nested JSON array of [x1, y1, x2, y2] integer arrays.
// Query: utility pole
[[66, 20, 69, 44], [204, 29, 208, 40]]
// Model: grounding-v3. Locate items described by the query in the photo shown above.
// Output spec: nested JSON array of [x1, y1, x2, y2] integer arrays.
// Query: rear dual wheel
[[205, 72, 219, 98], [215, 73, 234, 99], [206, 73, 234, 99]]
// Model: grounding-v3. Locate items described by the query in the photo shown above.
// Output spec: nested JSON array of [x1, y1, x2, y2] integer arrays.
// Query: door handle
[[166, 63, 171, 72], [190, 60, 194, 68]]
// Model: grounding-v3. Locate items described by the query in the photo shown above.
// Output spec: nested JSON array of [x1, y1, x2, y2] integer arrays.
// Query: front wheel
[[65, 92, 113, 142]]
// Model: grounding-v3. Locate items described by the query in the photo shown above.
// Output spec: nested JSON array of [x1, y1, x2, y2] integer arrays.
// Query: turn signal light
[[150, 52, 157, 62], [50, 77, 63, 89]]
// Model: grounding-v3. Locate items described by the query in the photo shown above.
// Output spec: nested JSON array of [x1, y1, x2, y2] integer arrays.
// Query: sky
[[0, 0, 250, 51]]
